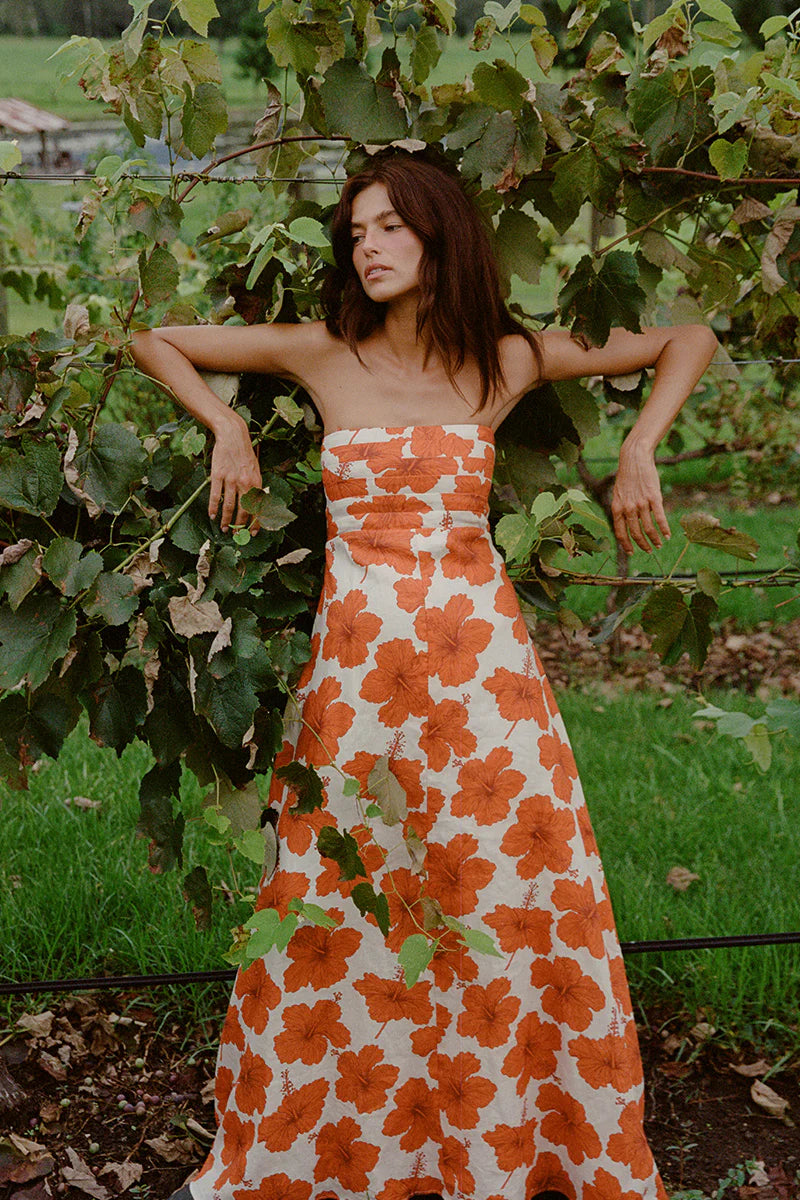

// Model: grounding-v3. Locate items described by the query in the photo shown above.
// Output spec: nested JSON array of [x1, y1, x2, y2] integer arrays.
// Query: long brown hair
[[320, 150, 541, 411]]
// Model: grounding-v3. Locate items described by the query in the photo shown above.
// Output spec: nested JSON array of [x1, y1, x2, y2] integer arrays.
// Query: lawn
[[3, 690, 798, 1040]]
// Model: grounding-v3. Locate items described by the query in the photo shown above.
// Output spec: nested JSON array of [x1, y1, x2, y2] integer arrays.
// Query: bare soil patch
[[1, 993, 799, 1200], [534, 616, 800, 698]]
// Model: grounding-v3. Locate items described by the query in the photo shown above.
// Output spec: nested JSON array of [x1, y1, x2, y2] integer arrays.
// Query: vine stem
[[111, 475, 210, 576]]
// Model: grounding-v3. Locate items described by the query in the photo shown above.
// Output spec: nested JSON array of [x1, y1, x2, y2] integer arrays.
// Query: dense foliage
[[0, 0, 799, 963]]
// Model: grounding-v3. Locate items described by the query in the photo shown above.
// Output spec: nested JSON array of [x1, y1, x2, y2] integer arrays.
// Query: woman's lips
[[364, 265, 390, 280]]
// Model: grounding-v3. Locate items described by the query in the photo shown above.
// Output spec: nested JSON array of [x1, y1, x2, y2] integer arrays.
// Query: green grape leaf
[[277, 760, 325, 813], [0, 440, 62, 518], [399, 933, 434, 988], [139, 246, 180, 306], [319, 58, 408, 143], [558, 252, 647, 345], [181, 82, 228, 158], [176, 0, 220, 38], [708, 137, 747, 180], [137, 761, 184, 873], [42, 538, 103, 598], [351, 882, 391, 936], [680, 513, 758, 561], [0, 594, 76, 690], [316, 826, 367, 881], [183, 865, 212, 930]]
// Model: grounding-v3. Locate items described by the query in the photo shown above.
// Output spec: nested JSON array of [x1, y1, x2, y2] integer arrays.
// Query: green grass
[[563, 689, 800, 1040], [0, 729, 259, 992], [0, 36, 270, 123], [3, 691, 799, 1040]]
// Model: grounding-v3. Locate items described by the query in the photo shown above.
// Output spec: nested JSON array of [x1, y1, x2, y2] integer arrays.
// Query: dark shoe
[[168, 1188, 194, 1200]]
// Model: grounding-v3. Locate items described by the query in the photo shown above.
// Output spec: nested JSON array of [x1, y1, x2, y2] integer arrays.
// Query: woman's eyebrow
[[350, 209, 399, 229]]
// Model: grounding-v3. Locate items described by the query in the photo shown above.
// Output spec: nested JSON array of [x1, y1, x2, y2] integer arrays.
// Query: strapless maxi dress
[[190, 424, 666, 1200]]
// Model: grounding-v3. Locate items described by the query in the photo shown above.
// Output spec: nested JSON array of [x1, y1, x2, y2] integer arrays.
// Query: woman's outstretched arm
[[131, 322, 324, 531], [534, 324, 719, 553]]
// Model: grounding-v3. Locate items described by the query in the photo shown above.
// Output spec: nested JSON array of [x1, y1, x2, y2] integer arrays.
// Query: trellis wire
[[3, 931, 800, 997]]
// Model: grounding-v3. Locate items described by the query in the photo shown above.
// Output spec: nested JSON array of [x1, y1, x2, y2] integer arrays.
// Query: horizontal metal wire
[[2, 931, 800, 997]]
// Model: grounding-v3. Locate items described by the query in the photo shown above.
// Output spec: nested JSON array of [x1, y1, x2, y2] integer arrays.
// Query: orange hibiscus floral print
[[194, 425, 665, 1200]]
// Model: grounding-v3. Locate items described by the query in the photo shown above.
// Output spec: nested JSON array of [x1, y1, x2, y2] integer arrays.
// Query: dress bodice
[[321, 424, 496, 532]]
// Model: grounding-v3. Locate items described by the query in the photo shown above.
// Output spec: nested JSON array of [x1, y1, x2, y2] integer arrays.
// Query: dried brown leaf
[[143, 1136, 195, 1164], [61, 1149, 110, 1200], [168, 593, 224, 638], [16, 1013, 54, 1039], [750, 1078, 790, 1118], [731, 1058, 771, 1077], [666, 865, 700, 891], [98, 1162, 143, 1192]]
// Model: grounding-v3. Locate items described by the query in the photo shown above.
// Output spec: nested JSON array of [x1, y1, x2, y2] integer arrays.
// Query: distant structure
[[0, 98, 70, 168]]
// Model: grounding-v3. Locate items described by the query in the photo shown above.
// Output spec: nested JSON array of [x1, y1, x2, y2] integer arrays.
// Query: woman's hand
[[209, 413, 263, 533], [611, 438, 670, 554]]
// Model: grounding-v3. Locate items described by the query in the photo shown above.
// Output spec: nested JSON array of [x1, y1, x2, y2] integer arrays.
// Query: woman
[[133, 150, 717, 1200]]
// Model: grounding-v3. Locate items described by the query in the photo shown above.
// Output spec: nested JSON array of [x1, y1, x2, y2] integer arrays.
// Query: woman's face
[[350, 182, 424, 305]]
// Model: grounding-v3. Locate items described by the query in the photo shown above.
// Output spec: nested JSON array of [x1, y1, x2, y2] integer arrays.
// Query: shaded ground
[[534, 616, 800, 698], [1, 992, 799, 1200]]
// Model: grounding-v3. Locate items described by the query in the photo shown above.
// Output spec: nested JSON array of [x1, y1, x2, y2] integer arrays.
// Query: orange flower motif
[[343, 750, 425, 811], [538, 728, 579, 802], [484, 902, 553, 956], [217, 1109, 255, 1187], [258, 1078, 329, 1152], [322, 588, 382, 667], [483, 1116, 538, 1170], [234, 958, 281, 1035], [234, 1046, 273, 1114], [483, 661, 549, 732], [538, 1081, 603, 1164], [456, 977, 521, 1048], [353, 972, 434, 1026], [255, 870, 308, 918], [342, 523, 419, 575], [410, 1003, 450, 1057], [606, 1099, 657, 1180], [500, 794, 575, 878], [335, 1044, 400, 1113], [442, 526, 497, 585], [429, 1050, 496, 1128], [394, 576, 428, 613], [381, 1076, 442, 1150], [214, 1064, 234, 1116], [428, 927, 481, 989], [274, 998, 350, 1065], [322, 465, 368, 501], [280, 805, 331, 856], [283, 921, 362, 992], [233, 1175, 312, 1200], [451, 746, 525, 824], [295, 676, 355, 767], [425, 832, 495, 915], [530, 956, 606, 1032], [220, 1005, 245, 1053], [383, 866, 426, 952], [609, 953, 634, 1010], [552, 877, 614, 958], [569, 1030, 640, 1092], [416, 593, 492, 686], [376, 1176, 443, 1200], [584, 1168, 647, 1200], [359, 638, 430, 726], [439, 1133, 476, 1193], [314, 1115, 380, 1191], [410, 426, 477, 459], [441, 472, 489, 514], [526, 1152, 577, 1200], [420, 698, 477, 771], [493, 572, 529, 643], [375, 451, 457, 495], [501, 1012, 561, 1095]]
